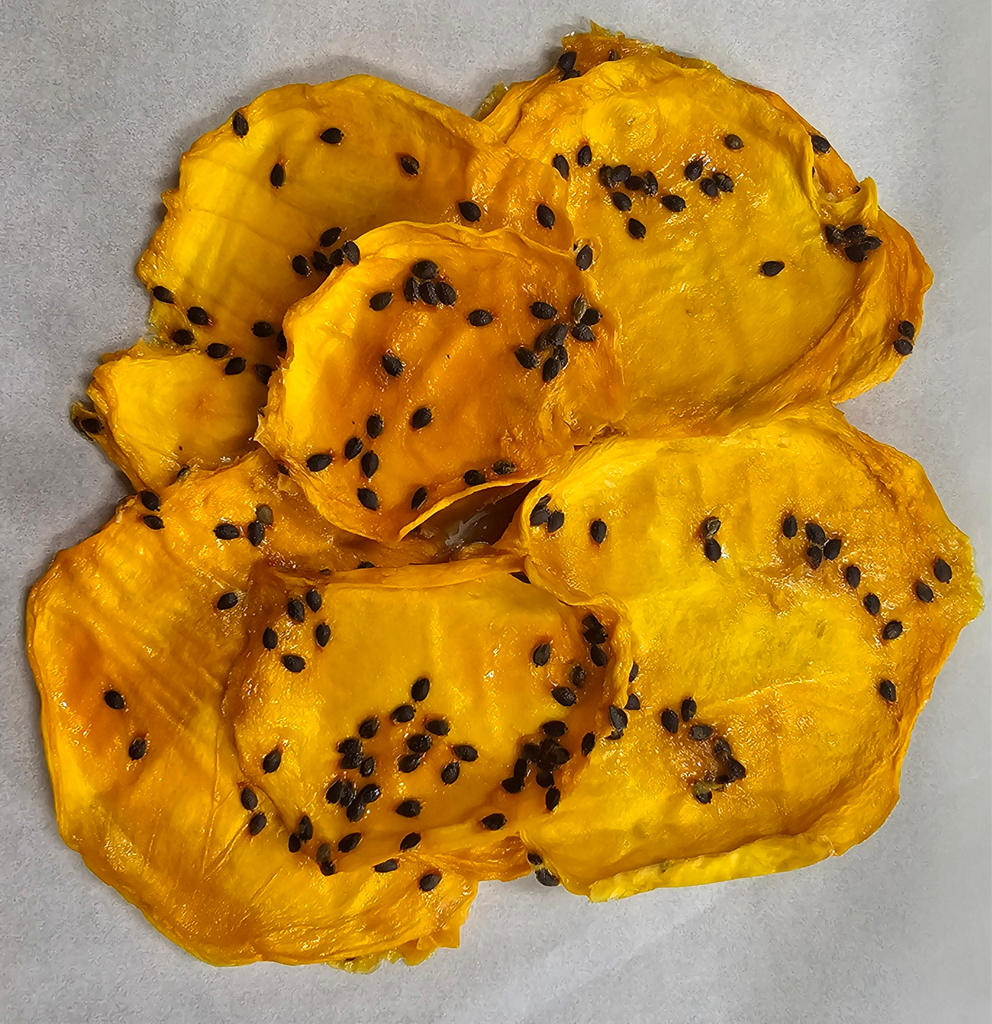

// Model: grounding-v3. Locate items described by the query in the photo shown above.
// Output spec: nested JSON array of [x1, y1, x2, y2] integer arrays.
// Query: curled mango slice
[[226, 560, 627, 878], [76, 343, 264, 488], [82, 77, 572, 489], [484, 29, 931, 435], [25, 453, 483, 966], [478, 24, 708, 129], [496, 404, 982, 895], [257, 221, 622, 540]]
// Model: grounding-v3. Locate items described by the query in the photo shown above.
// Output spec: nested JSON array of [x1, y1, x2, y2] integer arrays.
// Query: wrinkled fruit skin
[[30, 24, 979, 967]]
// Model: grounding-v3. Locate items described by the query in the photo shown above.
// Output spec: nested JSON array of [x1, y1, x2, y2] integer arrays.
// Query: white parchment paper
[[0, 2, 988, 1022]]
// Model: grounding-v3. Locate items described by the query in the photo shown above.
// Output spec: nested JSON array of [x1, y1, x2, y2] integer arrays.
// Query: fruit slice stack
[[32, 25, 978, 968]]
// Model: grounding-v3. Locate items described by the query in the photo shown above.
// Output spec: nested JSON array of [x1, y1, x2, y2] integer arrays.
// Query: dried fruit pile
[[29, 26, 981, 968]]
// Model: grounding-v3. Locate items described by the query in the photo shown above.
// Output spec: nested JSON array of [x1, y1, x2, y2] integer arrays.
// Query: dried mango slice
[[484, 31, 931, 435], [478, 24, 707, 131], [226, 560, 628, 878], [485, 25, 858, 193], [77, 343, 265, 487], [257, 222, 623, 540], [86, 77, 573, 489], [25, 453, 485, 966], [499, 404, 982, 895]]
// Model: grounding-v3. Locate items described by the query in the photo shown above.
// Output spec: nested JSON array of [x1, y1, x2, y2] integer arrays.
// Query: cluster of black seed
[[514, 293, 601, 382], [785, 514, 885, 639], [823, 222, 882, 264], [892, 320, 916, 357], [503, 721, 574, 809], [525, 849, 561, 887], [400, 259, 458, 308], [785, 516, 844, 572], [505, 632, 589, 807], [489, 611, 626, 819], [595, 160, 660, 240], [782, 515, 954, 693], [152, 282, 291, 382], [248, 616, 456, 884], [318, 674, 483, 881], [561, 130, 807, 281], [207, 503, 274, 550], [659, 697, 746, 803], [562, 132, 747, 244], [680, 155, 737, 202], [529, 493, 565, 534]]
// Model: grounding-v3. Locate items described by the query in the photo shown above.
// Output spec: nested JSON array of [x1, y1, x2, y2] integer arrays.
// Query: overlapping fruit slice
[[483, 29, 932, 435], [257, 222, 622, 540], [25, 452, 482, 966], [497, 404, 982, 896], [225, 560, 628, 879], [77, 77, 573, 490]]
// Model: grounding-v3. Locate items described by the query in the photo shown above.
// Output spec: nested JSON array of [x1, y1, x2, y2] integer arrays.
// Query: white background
[[0, 2, 988, 1022]]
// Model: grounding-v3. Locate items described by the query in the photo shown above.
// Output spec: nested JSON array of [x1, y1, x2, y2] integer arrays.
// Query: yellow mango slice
[[76, 343, 265, 487], [498, 404, 982, 895], [84, 77, 572, 489], [257, 222, 622, 540], [486, 26, 856, 196], [479, 24, 708, 131], [226, 559, 628, 878], [484, 31, 931, 435], [25, 452, 487, 965]]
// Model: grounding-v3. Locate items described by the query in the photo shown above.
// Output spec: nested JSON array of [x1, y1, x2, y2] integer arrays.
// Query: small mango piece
[[226, 559, 627, 877]]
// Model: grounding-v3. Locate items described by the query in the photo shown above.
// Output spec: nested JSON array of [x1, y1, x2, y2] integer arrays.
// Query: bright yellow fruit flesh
[[500, 404, 981, 896]]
